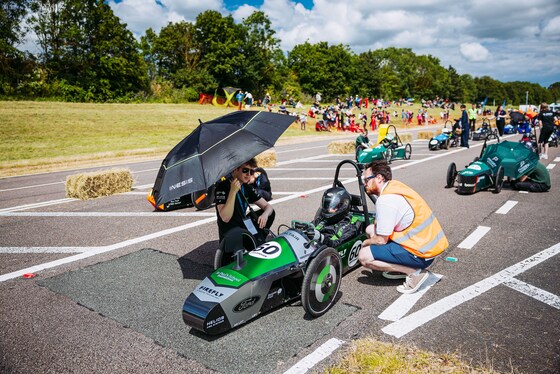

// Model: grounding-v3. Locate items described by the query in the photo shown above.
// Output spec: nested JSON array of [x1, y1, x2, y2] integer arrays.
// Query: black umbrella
[[151, 111, 297, 206]]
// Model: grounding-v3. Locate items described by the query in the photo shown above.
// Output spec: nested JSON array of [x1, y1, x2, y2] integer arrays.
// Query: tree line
[[2, 0, 559, 105]]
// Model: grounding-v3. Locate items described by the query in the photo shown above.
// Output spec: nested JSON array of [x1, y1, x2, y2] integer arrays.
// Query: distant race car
[[471, 118, 499, 141], [428, 120, 461, 150], [182, 160, 375, 335], [357, 125, 411, 163], [446, 139, 539, 194]]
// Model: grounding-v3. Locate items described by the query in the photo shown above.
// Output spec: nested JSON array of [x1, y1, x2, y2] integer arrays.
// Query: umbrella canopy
[[479, 140, 539, 179], [152, 111, 297, 206]]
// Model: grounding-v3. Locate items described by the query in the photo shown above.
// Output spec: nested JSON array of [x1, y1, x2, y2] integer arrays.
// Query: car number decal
[[348, 240, 362, 267], [249, 242, 282, 259]]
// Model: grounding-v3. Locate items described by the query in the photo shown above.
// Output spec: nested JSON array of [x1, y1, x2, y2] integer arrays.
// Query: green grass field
[[0, 101, 467, 177]]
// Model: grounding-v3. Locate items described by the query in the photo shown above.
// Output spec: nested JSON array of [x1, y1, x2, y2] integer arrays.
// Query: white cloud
[[541, 15, 560, 39], [460, 42, 490, 62]]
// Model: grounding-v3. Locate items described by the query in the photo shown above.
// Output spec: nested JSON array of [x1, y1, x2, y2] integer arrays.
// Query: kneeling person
[[358, 160, 448, 294], [511, 161, 550, 192]]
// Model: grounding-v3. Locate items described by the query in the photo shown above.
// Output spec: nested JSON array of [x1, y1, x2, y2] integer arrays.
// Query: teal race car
[[446, 139, 539, 194], [357, 125, 412, 164], [182, 160, 375, 335]]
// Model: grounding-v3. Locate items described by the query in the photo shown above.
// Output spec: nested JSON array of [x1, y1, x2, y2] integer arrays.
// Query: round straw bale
[[417, 131, 435, 140], [255, 150, 277, 168], [66, 168, 134, 200], [328, 140, 355, 154]]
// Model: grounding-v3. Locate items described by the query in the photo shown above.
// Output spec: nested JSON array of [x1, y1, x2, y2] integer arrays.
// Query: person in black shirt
[[537, 102, 558, 160], [214, 158, 275, 246], [249, 167, 272, 201]]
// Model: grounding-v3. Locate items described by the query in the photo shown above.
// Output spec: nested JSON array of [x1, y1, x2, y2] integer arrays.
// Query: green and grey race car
[[182, 160, 375, 335]]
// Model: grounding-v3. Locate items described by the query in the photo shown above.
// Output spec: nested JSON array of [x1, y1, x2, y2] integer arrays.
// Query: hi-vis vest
[[381, 180, 448, 258]]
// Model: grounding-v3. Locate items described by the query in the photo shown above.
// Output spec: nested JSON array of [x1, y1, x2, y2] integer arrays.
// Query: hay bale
[[255, 150, 277, 168], [399, 133, 412, 143], [417, 131, 435, 140], [66, 168, 134, 200], [328, 140, 355, 154]]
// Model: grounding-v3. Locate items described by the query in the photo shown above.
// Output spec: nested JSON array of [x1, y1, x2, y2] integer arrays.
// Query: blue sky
[[62, 1, 560, 88]]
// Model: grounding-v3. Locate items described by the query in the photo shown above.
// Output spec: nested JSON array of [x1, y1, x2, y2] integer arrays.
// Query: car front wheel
[[301, 247, 342, 317]]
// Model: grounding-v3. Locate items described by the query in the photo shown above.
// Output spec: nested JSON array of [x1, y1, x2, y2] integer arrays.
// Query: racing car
[[446, 139, 539, 194], [428, 120, 460, 150], [182, 160, 374, 335], [471, 118, 499, 141], [357, 125, 411, 164]]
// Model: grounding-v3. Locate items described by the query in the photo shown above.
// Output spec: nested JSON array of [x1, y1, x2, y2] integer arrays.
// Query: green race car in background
[[446, 139, 539, 194], [182, 160, 375, 335], [357, 125, 412, 164]]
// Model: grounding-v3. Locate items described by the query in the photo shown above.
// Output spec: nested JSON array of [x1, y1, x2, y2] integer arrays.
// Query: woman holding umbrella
[[215, 158, 275, 246]]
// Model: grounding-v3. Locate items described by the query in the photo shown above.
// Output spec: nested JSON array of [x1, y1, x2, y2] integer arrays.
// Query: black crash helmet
[[320, 187, 351, 224]]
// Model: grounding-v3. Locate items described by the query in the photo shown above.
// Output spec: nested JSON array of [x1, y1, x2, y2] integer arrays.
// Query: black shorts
[[538, 126, 554, 144]]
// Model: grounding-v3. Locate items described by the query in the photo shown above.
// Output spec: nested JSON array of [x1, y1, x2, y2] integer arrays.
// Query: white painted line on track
[[554, 157, 560, 162], [457, 226, 491, 249], [519, 190, 529, 194], [276, 145, 328, 154], [0, 247, 92, 254], [284, 338, 345, 374], [0, 216, 217, 282], [503, 278, 560, 309], [0, 198, 76, 213], [133, 184, 153, 189], [0, 181, 64, 192], [382, 241, 560, 338], [273, 192, 304, 195], [378, 273, 443, 322], [495, 200, 518, 214], [546, 163, 555, 170], [276, 154, 341, 166], [0, 211, 216, 217]]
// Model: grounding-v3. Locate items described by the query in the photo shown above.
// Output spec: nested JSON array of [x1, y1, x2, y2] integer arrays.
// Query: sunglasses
[[241, 167, 255, 175], [362, 175, 378, 184]]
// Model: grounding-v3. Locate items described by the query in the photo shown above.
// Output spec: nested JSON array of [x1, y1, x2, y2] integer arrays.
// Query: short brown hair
[[244, 157, 258, 168], [365, 160, 392, 181], [540, 102, 549, 111]]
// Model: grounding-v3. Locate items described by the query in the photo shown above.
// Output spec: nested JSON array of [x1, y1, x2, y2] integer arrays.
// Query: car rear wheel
[[301, 247, 342, 317], [404, 143, 412, 159], [446, 162, 457, 188], [192, 187, 215, 211], [383, 149, 392, 163], [443, 138, 450, 149], [493, 165, 505, 194]]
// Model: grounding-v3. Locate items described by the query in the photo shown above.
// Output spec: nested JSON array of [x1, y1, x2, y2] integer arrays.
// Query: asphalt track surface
[[1, 128, 559, 374]]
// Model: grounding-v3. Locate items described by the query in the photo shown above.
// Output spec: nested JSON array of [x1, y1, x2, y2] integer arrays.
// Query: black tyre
[[301, 247, 342, 317], [493, 165, 504, 194], [404, 143, 412, 160], [192, 188, 215, 211], [446, 162, 457, 188], [428, 138, 434, 150], [443, 138, 450, 150]]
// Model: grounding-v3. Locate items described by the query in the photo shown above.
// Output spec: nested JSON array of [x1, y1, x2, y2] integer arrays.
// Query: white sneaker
[[543, 154, 548, 160], [396, 270, 430, 294], [539, 154, 545, 159]]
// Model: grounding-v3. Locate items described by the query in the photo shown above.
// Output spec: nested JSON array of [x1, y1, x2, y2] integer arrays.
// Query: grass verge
[[323, 338, 500, 373]]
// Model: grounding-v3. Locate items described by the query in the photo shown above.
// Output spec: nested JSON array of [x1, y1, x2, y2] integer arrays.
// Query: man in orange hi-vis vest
[[358, 160, 448, 294]]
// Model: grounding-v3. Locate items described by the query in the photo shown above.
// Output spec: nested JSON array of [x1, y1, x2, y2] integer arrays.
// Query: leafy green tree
[[288, 41, 354, 101], [29, 0, 146, 101], [195, 10, 245, 88], [238, 11, 281, 97], [0, 0, 35, 94]]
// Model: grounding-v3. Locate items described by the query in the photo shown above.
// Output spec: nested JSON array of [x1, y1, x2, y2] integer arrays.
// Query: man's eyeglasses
[[362, 175, 377, 184], [241, 168, 255, 175]]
